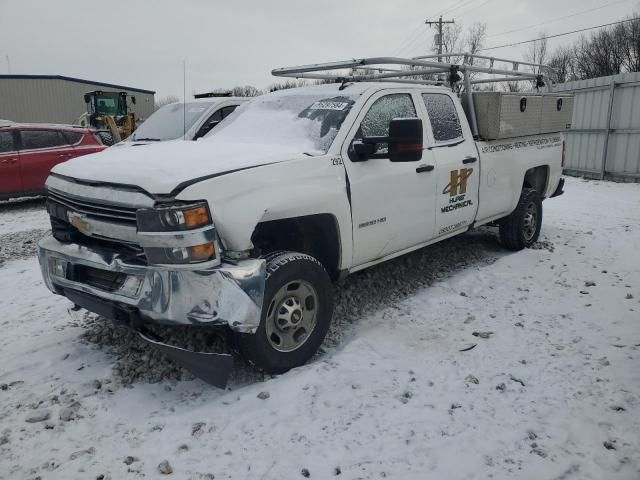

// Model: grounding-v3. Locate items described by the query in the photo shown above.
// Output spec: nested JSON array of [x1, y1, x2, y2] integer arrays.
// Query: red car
[[0, 122, 107, 200]]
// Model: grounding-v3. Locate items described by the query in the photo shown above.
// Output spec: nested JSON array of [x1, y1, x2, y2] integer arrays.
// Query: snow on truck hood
[[52, 140, 300, 194]]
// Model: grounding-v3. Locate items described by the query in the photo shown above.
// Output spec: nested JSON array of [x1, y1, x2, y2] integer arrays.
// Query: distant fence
[[555, 72, 640, 182]]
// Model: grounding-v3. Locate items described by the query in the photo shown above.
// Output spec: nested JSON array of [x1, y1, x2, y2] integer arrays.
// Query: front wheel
[[237, 251, 334, 374], [499, 188, 543, 251]]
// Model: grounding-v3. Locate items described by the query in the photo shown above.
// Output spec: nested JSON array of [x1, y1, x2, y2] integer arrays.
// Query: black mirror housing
[[350, 140, 376, 162], [388, 117, 423, 162]]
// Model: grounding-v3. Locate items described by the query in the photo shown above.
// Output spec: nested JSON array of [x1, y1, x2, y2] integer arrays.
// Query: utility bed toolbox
[[473, 92, 573, 140]]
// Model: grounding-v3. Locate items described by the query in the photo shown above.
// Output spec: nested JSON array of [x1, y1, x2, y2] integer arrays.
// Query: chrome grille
[[47, 188, 138, 225]]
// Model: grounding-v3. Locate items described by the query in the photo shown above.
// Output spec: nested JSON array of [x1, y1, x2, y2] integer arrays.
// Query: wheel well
[[251, 214, 341, 281], [523, 166, 549, 197]]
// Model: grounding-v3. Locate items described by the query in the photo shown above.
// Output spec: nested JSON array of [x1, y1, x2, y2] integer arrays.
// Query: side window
[[62, 131, 83, 145], [206, 109, 223, 123], [21, 130, 67, 150], [194, 110, 223, 140], [221, 105, 238, 119], [358, 93, 417, 153], [0, 131, 14, 153], [422, 93, 463, 143]]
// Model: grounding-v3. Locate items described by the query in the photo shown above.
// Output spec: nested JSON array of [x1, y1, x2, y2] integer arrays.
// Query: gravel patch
[[80, 228, 507, 387], [0, 229, 50, 266]]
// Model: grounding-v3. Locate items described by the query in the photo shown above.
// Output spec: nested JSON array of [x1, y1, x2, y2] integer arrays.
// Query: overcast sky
[[0, 0, 637, 99]]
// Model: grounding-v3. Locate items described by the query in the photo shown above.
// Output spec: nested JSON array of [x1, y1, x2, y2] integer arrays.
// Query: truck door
[[422, 93, 480, 236], [18, 129, 74, 192], [341, 90, 437, 267], [0, 130, 21, 196]]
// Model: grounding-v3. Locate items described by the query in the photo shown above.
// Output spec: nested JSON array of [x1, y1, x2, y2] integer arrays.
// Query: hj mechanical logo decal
[[442, 168, 474, 213]]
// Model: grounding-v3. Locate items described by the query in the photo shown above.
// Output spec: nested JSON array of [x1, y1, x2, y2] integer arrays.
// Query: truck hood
[[52, 140, 301, 194]]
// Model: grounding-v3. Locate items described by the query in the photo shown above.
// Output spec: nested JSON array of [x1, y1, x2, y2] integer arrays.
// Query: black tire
[[96, 131, 114, 146], [237, 251, 334, 374], [499, 188, 543, 251]]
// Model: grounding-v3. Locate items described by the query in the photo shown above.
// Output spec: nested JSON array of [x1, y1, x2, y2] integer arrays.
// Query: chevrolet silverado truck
[[38, 55, 567, 387]]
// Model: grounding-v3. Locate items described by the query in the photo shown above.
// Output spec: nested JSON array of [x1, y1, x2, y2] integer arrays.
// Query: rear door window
[[62, 131, 83, 145], [21, 130, 67, 150], [221, 105, 238, 119], [0, 131, 14, 153], [422, 93, 463, 143]]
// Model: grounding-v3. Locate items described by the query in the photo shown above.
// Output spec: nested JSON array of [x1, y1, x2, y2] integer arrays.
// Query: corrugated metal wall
[[555, 72, 640, 181], [0, 77, 155, 125]]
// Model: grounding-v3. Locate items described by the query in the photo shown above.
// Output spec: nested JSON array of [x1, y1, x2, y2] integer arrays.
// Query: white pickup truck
[[38, 56, 566, 386]]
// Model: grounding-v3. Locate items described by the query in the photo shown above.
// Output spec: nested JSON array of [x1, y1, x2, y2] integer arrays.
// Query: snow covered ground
[[0, 177, 639, 480]]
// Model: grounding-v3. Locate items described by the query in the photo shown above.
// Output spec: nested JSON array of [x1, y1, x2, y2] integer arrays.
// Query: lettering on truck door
[[341, 90, 437, 267], [422, 93, 480, 236]]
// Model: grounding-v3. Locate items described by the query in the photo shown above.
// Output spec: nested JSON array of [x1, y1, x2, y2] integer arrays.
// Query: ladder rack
[[271, 54, 558, 138]]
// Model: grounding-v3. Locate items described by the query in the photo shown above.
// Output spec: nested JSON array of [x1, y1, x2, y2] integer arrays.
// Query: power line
[[456, 0, 493, 19], [439, 0, 477, 17], [393, 23, 428, 55], [479, 17, 639, 51], [487, 0, 631, 38]]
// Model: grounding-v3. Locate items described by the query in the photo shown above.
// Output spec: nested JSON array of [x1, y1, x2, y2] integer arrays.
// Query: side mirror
[[83, 94, 91, 104], [131, 96, 137, 105], [349, 118, 423, 163], [350, 140, 376, 162], [388, 117, 423, 162]]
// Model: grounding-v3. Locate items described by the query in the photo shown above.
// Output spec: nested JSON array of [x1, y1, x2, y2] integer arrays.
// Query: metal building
[[0, 74, 155, 125], [555, 72, 640, 182]]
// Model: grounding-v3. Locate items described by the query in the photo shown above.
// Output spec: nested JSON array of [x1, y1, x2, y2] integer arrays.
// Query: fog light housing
[[118, 275, 144, 298], [49, 258, 68, 278]]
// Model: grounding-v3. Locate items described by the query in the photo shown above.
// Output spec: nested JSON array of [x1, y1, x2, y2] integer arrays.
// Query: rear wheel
[[237, 251, 334, 374], [499, 188, 542, 250]]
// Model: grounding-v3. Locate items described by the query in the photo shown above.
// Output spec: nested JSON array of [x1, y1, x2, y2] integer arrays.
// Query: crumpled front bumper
[[38, 236, 265, 333]]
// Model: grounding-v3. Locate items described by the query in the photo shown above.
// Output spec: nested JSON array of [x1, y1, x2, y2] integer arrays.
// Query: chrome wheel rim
[[265, 280, 318, 352], [523, 202, 538, 241]]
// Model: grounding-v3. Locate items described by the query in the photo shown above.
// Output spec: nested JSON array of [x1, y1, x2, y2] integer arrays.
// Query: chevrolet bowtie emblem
[[68, 212, 92, 235]]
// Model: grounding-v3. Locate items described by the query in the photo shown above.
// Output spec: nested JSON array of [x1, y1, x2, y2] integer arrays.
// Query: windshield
[[208, 92, 358, 153], [131, 102, 214, 141]]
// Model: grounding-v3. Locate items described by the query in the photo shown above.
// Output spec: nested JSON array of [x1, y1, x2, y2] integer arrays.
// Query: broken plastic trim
[[138, 328, 234, 389]]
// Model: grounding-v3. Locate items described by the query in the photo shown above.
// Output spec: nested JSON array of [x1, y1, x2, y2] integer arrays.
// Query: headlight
[[136, 202, 220, 265], [136, 202, 212, 232]]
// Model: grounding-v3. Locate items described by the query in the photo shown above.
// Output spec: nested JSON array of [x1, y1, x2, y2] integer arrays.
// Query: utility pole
[[425, 16, 455, 62]]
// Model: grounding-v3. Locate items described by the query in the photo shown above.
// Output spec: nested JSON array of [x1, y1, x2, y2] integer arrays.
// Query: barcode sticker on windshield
[[309, 101, 349, 111]]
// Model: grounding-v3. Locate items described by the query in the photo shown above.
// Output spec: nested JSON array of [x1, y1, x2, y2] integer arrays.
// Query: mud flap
[[138, 330, 234, 389]]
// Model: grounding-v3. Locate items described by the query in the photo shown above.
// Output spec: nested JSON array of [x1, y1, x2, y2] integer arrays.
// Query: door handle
[[416, 164, 434, 173], [463, 157, 477, 164], [0, 158, 17, 164]]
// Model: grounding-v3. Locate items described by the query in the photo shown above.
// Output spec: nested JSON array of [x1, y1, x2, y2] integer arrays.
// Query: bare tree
[[525, 32, 549, 75], [154, 94, 180, 110], [439, 23, 463, 63], [465, 22, 487, 56], [548, 45, 575, 84], [231, 85, 262, 97], [268, 79, 310, 92]]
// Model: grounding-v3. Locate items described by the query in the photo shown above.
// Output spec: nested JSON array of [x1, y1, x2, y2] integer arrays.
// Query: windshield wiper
[[134, 137, 161, 142]]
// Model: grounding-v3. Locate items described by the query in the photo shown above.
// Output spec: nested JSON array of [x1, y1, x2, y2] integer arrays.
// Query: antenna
[[183, 59, 187, 138]]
